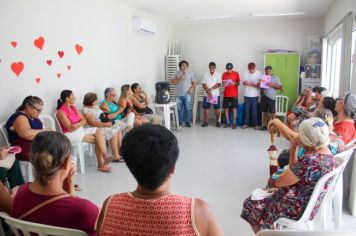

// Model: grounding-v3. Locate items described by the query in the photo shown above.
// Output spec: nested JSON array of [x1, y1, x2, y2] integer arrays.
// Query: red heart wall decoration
[[11, 62, 24, 76], [46, 60, 52, 66], [67, 65, 71, 71], [34, 37, 45, 50], [57, 73, 61, 79], [35, 77, 41, 84], [58, 51, 64, 58], [11, 41, 17, 48], [75, 44, 83, 55]]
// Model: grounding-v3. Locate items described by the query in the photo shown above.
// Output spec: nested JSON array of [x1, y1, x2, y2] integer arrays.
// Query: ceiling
[[118, 0, 335, 24]]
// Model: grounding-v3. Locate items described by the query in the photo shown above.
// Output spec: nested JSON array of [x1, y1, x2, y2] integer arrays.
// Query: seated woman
[[97, 125, 223, 236], [82, 92, 124, 162], [334, 93, 356, 145], [287, 88, 311, 126], [269, 108, 345, 168], [118, 84, 149, 127], [11, 131, 99, 235], [0, 147, 16, 215], [131, 83, 160, 124], [241, 118, 334, 234], [56, 90, 111, 172], [5, 96, 46, 162], [100, 87, 135, 132], [0, 146, 23, 195]]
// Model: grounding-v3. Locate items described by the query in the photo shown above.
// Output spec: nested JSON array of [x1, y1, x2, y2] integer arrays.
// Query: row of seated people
[[0, 92, 355, 235], [0, 126, 223, 235], [241, 92, 356, 234], [0, 83, 161, 195]]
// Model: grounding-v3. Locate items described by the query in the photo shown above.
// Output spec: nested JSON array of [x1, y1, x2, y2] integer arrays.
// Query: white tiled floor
[[75, 123, 356, 236]]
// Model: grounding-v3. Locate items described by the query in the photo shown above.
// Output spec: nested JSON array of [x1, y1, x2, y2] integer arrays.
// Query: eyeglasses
[[110, 94, 116, 97], [30, 104, 43, 112]]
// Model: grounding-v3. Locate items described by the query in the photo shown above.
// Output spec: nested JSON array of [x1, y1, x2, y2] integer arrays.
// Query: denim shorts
[[202, 96, 221, 109]]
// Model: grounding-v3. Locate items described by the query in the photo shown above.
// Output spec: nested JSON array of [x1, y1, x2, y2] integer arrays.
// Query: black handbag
[[144, 107, 154, 114], [99, 113, 115, 125]]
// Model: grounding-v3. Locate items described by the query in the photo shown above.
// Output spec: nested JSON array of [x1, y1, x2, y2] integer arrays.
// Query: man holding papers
[[201, 62, 222, 127]]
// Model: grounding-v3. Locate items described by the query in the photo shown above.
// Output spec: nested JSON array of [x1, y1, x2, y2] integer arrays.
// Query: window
[[323, 36, 342, 97], [351, 30, 356, 82]]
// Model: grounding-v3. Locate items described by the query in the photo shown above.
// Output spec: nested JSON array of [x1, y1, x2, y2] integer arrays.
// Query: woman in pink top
[[11, 131, 99, 235], [97, 125, 223, 236], [56, 90, 111, 172]]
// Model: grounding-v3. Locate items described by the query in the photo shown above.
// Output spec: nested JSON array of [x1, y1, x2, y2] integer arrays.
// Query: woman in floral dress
[[241, 118, 335, 234]]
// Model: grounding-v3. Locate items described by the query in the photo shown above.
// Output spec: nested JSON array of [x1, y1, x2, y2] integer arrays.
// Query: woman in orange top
[[97, 125, 223, 236], [334, 93, 356, 144]]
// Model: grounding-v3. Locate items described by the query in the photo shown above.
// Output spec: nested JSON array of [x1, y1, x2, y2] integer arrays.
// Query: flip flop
[[74, 184, 83, 191], [97, 165, 112, 172], [112, 157, 125, 163]]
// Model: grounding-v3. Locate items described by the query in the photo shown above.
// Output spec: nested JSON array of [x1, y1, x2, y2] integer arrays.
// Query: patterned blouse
[[99, 192, 199, 236]]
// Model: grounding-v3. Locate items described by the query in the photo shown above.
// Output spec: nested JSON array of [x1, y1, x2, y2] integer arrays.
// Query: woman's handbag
[[99, 113, 115, 125], [144, 107, 154, 114], [0, 153, 16, 169]]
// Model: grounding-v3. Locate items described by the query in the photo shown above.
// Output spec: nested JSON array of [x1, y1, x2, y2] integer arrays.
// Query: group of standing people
[[171, 60, 282, 130]]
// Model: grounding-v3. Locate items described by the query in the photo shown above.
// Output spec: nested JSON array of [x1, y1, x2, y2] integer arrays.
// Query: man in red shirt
[[222, 63, 240, 129]]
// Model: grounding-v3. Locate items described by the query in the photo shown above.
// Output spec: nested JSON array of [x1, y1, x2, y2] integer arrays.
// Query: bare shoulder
[[194, 198, 223, 236]]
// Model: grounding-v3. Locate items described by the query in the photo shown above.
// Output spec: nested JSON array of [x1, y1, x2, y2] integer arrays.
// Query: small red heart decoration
[[35, 77, 41, 84], [67, 65, 71, 71], [34, 36, 45, 50], [11, 41, 17, 48], [75, 44, 83, 55], [11, 61, 24, 76], [58, 51, 64, 58], [46, 60, 52, 66], [57, 73, 61, 79]]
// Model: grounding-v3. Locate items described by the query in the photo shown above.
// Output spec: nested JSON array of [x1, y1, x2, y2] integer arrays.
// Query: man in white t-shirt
[[201, 62, 222, 127], [242, 62, 262, 130]]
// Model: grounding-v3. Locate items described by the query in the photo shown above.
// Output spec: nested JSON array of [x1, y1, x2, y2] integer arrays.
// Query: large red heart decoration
[[11, 41, 17, 48], [35, 77, 41, 84], [11, 62, 24, 76], [57, 73, 61, 79], [46, 60, 52, 66], [34, 37, 45, 50], [58, 51, 64, 58], [75, 44, 83, 55]]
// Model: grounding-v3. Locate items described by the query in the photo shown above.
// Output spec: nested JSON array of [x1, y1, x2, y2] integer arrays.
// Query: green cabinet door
[[264, 53, 299, 109]]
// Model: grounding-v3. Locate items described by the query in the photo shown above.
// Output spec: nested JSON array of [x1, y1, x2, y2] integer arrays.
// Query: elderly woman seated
[[11, 131, 99, 235], [56, 90, 111, 172], [0, 147, 16, 215], [241, 118, 335, 234], [269, 108, 345, 168], [97, 125, 223, 236], [5, 96, 47, 182], [82, 92, 124, 162], [334, 93, 356, 145], [130, 83, 160, 124], [100, 87, 135, 132]]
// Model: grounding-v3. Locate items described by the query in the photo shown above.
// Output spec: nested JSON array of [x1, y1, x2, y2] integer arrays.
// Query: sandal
[[74, 184, 83, 191], [97, 165, 112, 172], [112, 157, 125, 163]]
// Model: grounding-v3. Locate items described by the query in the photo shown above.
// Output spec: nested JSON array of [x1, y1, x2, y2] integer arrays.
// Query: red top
[[334, 120, 356, 145], [222, 71, 240, 97], [57, 104, 81, 133], [11, 183, 99, 236], [99, 192, 198, 236]]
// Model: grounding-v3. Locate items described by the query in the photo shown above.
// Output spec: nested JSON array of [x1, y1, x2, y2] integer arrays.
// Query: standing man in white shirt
[[242, 62, 262, 130], [201, 62, 222, 127]]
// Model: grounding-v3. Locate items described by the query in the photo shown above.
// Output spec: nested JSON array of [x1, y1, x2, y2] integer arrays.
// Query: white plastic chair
[[331, 148, 355, 229], [257, 229, 356, 236], [274, 154, 350, 230], [0, 121, 33, 182], [0, 212, 87, 236], [275, 95, 289, 124], [53, 113, 86, 174], [192, 84, 205, 124]]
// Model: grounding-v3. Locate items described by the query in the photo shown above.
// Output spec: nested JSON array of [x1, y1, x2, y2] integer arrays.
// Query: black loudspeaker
[[155, 82, 170, 104]]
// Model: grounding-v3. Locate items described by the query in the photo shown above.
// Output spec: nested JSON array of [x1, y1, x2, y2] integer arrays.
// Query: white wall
[[0, 0, 173, 122], [173, 18, 323, 90], [324, 0, 356, 34]]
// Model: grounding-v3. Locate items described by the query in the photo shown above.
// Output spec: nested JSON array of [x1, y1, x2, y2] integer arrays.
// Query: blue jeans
[[177, 95, 191, 124], [244, 96, 258, 126]]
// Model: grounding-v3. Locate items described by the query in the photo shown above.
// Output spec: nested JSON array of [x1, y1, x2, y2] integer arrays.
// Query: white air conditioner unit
[[132, 17, 157, 35]]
